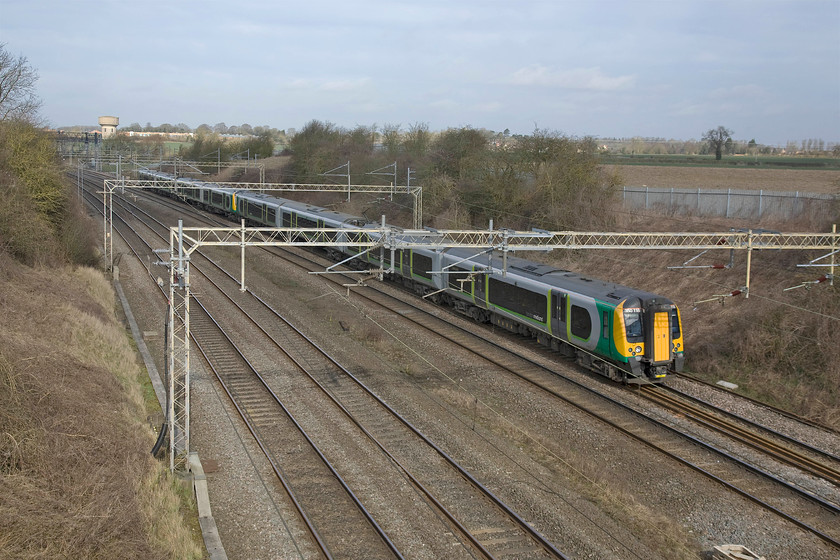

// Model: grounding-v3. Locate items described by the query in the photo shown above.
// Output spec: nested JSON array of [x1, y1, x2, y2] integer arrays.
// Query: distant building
[[98, 116, 119, 138]]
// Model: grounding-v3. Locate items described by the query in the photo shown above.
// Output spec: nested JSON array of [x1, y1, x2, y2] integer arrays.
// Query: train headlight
[[628, 347, 634, 354], [635, 345, 642, 353]]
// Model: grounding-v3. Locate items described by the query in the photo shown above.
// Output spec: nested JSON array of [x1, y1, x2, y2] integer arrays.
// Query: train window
[[623, 308, 643, 341], [267, 208, 276, 224], [282, 212, 292, 227], [570, 305, 591, 340], [382, 250, 396, 268], [489, 278, 547, 323], [247, 202, 262, 219], [602, 311, 609, 339], [211, 192, 223, 206], [412, 253, 433, 279], [448, 266, 472, 291], [552, 294, 566, 321], [670, 308, 681, 339], [298, 216, 318, 229]]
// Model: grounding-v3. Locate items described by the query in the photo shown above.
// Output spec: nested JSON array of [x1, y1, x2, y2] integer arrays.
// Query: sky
[[1, 0, 838, 146]]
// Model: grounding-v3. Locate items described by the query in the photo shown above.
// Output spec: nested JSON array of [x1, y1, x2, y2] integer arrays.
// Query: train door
[[601, 308, 610, 349], [550, 291, 567, 339], [400, 249, 411, 278], [645, 305, 671, 364], [474, 271, 487, 308]]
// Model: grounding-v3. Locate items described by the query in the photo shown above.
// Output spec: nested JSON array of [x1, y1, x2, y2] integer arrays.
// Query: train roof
[[233, 190, 287, 207], [443, 246, 672, 305], [203, 185, 240, 195], [235, 191, 371, 225]]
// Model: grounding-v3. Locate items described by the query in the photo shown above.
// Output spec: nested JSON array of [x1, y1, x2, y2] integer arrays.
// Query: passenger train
[[138, 169, 685, 384]]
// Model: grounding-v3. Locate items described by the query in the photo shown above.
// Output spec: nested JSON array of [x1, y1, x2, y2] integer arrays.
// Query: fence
[[621, 186, 838, 220]]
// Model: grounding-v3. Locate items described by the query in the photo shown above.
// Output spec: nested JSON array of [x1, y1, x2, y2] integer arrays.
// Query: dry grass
[[0, 258, 203, 559]]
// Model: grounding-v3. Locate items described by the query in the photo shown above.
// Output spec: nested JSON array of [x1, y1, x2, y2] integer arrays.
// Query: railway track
[[672, 371, 840, 436], [81, 177, 352, 558], [640, 384, 840, 487], [82, 171, 840, 553], [192, 256, 568, 560], [233, 224, 840, 549], [189, 295, 401, 559], [82, 173, 570, 559]]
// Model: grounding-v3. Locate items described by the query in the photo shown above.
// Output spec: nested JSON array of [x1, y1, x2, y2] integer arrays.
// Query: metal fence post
[[726, 188, 731, 218]]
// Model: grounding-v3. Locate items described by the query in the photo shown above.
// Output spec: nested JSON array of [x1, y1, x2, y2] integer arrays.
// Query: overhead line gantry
[[93, 174, 837, 471]]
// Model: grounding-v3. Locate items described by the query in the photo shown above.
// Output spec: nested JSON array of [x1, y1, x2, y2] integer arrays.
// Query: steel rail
[[641, 385, 840, 488], [188, 295, 402, 559], [671, 371, 840, 437]]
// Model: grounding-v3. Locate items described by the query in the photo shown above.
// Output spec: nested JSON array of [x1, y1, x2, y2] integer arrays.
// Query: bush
[[0, 121, 98, 266]]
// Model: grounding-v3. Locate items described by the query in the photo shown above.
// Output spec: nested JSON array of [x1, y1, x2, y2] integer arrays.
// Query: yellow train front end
[[613, 297, 684, 383]]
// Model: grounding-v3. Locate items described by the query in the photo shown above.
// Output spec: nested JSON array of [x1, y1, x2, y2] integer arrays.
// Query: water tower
[[98, 116, 119, 138]]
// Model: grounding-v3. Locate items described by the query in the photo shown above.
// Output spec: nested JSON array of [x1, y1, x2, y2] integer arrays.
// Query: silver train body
[[138, 169, 685, 384]]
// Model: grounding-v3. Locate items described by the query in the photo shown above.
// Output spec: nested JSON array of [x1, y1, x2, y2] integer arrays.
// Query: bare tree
[[702, 125, 733, 160], [0, 44, 41, 122]]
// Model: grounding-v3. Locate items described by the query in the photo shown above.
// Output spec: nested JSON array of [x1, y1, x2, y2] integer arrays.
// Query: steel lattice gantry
[[163, 223, 837, 471]]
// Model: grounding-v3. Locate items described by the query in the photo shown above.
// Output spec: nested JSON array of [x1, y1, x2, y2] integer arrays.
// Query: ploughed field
[[607, 164, 840, 194]]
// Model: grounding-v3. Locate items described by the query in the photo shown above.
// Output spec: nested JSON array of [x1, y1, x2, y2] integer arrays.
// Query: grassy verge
[[0, 259, 204, 559]]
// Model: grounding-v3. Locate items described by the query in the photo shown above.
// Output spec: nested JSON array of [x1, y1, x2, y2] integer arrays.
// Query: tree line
[[121, 121, 288, 138], [604, 134, 840, 158], [286, 120, 621, 231]]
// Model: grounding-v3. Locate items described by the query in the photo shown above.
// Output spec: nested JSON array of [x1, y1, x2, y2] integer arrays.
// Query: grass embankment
[[0, 121, 203, 559], [553, 209, 840, 429]]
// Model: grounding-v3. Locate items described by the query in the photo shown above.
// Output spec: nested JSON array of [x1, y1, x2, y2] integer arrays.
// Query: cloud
[[320, 78, 371, 92], [508, 65, 635, 91], [429, 98, 458, 110], [668, 84, 783, 122], [708, 84, 768, 100], [475, 101, 503, 113], [282, 77, 371, 92]]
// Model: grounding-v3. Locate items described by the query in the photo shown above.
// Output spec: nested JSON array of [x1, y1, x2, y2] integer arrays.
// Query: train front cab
[[614, 297, 684, 383]]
